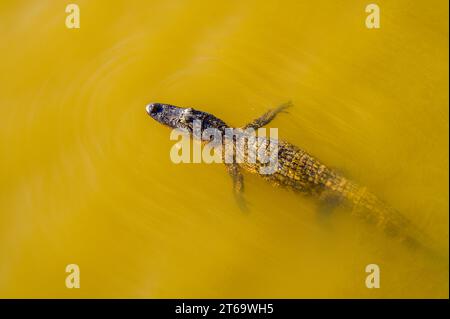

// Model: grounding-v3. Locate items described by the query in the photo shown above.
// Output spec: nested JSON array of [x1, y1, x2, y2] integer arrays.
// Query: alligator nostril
[[146, 103, 163, 115], [150, 104, 162, 114]]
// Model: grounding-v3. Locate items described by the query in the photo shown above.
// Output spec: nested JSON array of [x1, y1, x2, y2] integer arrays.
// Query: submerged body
[[146, 102, 437, 254]]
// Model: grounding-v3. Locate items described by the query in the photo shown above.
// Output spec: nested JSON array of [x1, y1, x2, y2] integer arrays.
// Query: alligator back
[[233, 134, 439, 255]]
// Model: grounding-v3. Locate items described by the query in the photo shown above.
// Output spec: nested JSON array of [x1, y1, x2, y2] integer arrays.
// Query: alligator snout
[[146, 103, 163, 115]]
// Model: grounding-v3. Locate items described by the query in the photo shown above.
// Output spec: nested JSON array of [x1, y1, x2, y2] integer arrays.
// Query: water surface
[[0, 0, 448, 298]]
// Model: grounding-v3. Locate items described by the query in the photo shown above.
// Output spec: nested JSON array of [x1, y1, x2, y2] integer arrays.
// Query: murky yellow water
[[0, 0, 448, 298]]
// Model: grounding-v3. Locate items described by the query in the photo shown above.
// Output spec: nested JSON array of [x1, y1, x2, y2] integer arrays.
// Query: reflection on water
[[0, 0, 448, 298]]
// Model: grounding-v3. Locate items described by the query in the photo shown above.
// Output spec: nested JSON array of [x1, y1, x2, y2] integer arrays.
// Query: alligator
[[145, 101, 441, 256]]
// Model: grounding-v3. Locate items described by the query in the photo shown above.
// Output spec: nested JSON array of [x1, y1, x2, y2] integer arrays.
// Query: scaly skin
[[146, 102, 439, 255], [238, 137, 428, 250]]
